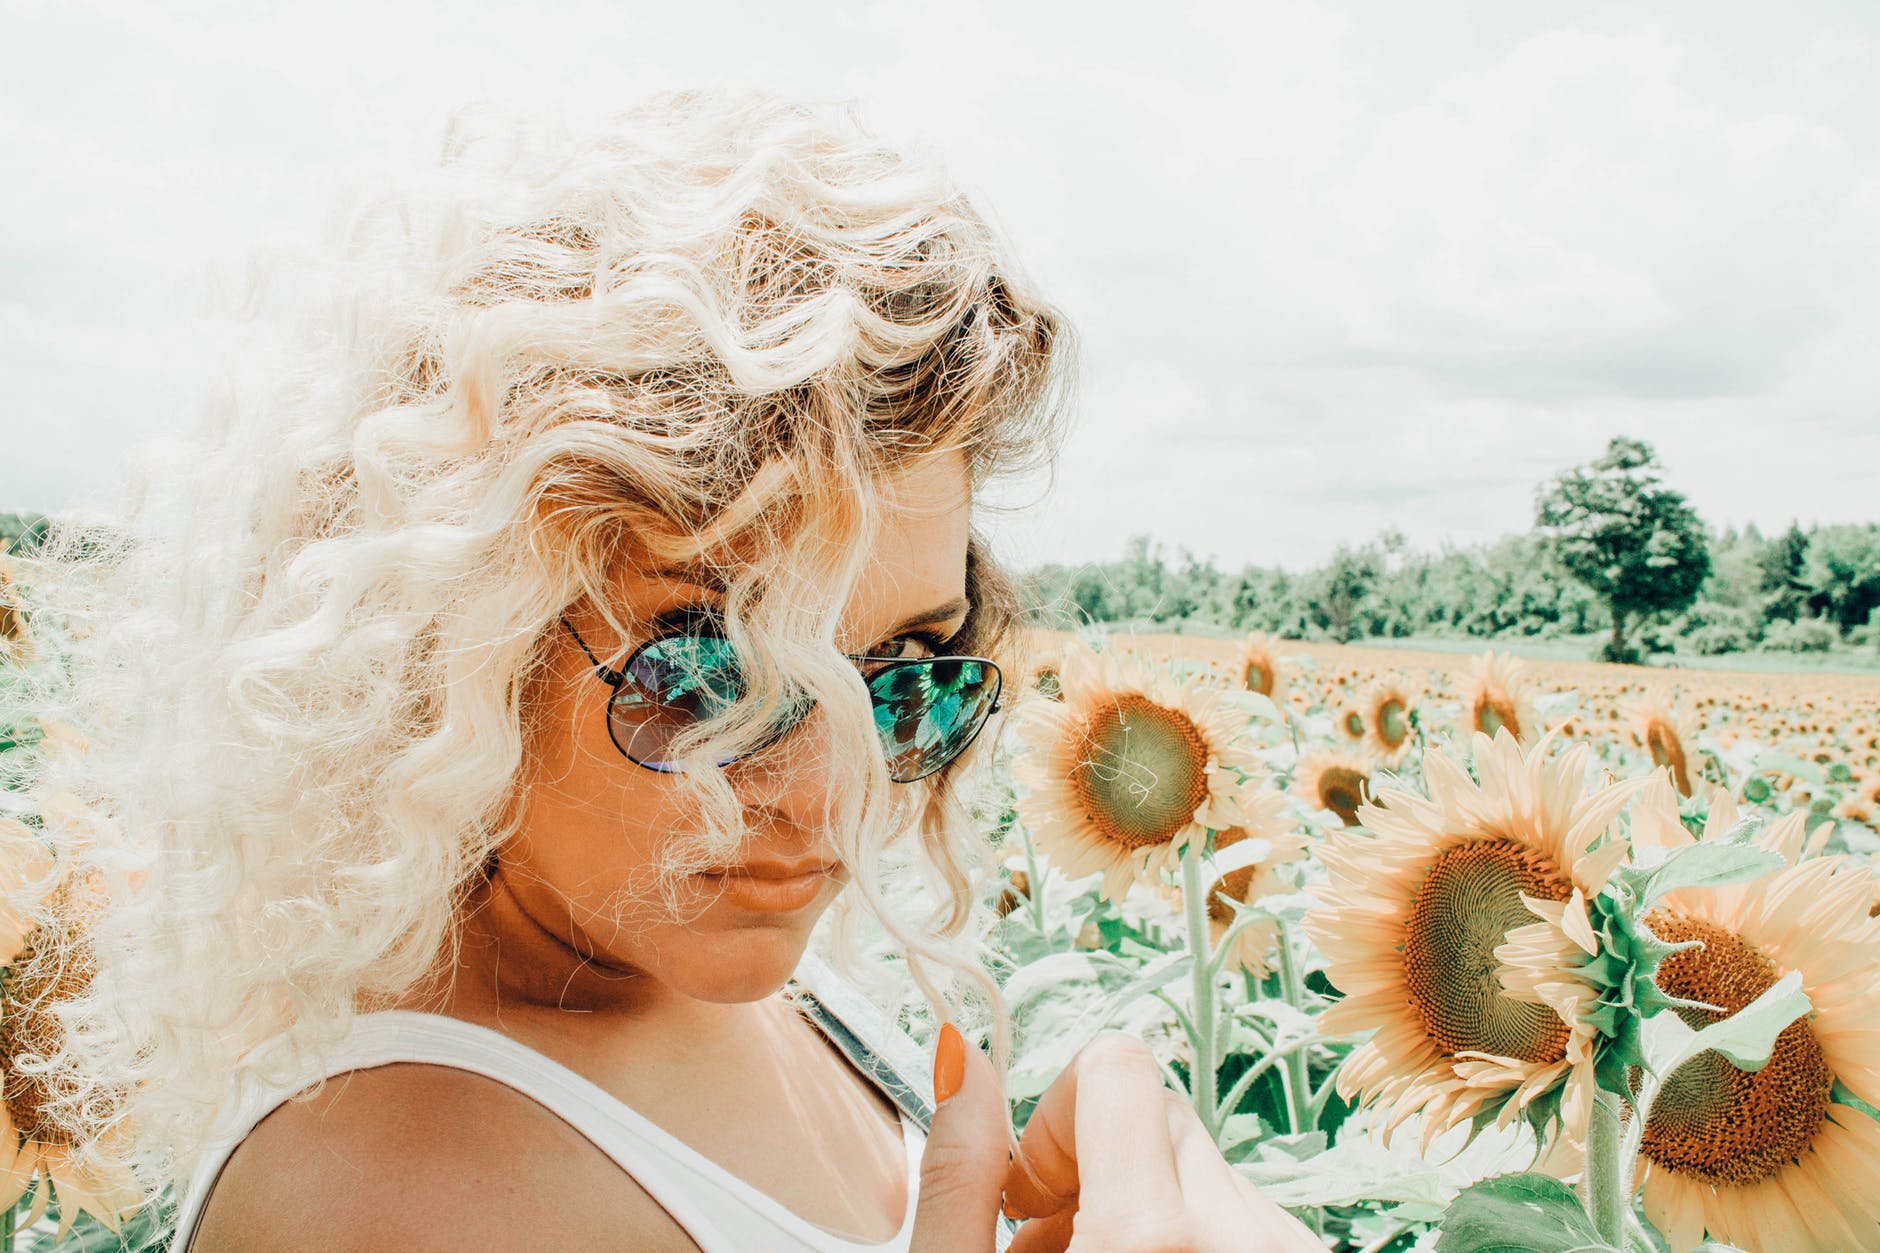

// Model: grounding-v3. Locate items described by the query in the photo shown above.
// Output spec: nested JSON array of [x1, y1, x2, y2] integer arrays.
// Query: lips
[[698, 858, 841, 881]]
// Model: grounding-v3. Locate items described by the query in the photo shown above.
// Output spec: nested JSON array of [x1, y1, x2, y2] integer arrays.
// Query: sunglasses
[[561, 609, 1003, 784]]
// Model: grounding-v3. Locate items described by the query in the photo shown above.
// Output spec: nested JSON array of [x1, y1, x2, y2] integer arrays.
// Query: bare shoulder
[[189, 1061, 702, 1253]]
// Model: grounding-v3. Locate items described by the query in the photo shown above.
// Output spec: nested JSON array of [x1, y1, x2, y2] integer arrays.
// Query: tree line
[[1021, 438, 1880, 663], [7, 438, 1877, 664]]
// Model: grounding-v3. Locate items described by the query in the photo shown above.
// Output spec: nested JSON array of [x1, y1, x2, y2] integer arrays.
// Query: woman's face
[[498, 450, 974, 1007]]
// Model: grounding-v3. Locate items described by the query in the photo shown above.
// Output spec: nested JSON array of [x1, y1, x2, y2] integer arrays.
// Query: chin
[[671, 909, 830, 1002]]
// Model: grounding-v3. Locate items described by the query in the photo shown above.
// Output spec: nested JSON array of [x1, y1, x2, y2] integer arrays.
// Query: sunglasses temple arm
[[561, 615, 626, 687]]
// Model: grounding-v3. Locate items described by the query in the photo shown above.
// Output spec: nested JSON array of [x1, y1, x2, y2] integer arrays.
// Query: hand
[[910, 1028, 1324, 1253]]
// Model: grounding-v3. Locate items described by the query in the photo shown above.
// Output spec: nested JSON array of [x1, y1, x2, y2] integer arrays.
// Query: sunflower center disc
[[0, 925, 81, 1149], [1034, 668, 1063, 701], [1638, 909, 1832, 1187], [1319, 767, 1367, 826], [1070, 693, 1212, 850], [1244, 659, 1273, 695], [1378, 699, 1409, 747], [1474, 696, 1519, 740], [1402, 839, 1573, 1064]]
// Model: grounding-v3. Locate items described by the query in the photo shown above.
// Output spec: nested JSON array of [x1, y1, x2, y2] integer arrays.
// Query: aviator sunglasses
[[561, 608, 1003, 784]]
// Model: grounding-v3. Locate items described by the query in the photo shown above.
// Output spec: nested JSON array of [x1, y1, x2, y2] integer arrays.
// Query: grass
[[1359, 633, 1880, 675], [1072, 621, 1880, 677]]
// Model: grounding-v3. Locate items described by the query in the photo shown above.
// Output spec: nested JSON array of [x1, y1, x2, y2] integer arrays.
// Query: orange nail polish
[[933, 1021, 965, 1104]]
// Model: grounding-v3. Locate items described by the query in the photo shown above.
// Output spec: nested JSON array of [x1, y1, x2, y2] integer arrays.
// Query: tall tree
[[1307, 545, 1380, 643], [1802, 524, 1880, 634], [1756, 521, 1810, 622], [1535, 437, 1711, 663]]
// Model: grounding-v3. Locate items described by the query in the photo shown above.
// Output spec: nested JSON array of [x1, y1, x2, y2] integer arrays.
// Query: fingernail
[[933, 1021, 964, 1105]]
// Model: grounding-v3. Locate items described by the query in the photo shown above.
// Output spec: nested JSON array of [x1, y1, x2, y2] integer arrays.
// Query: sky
[[3, 0, 1876, 571]]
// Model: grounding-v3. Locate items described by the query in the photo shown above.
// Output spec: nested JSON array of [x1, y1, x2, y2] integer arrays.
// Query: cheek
[[509, 669, 703, 907]]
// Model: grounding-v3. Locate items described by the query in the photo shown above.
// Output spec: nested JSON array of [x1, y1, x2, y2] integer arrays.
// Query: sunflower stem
[[1585, 1088, 1629, 1252], [1304, 1068, 1341, 1129], [1, 1195, 13, 1250], [1180, 830, 1221, 1142], [1214, 1031, 1324, 1126], [1017, 817, 1048, 938], [1274, 916, 1315, 1136]]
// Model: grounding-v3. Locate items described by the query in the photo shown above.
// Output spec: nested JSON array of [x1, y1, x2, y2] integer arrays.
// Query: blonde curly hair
[[0, 87, 1075, 1220]]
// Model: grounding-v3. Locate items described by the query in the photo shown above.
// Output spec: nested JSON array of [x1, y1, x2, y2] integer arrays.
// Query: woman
[[2, 91, 1318, 1251]]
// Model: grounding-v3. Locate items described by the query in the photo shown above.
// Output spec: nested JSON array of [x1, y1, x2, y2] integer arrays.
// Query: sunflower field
[[938, 627, 1880, 1253]]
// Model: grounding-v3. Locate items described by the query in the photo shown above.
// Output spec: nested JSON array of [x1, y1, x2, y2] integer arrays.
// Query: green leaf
[[1618, 822, 1782, 910], [1435, 1173, 1619, 1253], [1003, 951, 1192, 1100], [1832, 1077, 1880, 1122], [1751, 750, 1825, 787], [1643, 970, 1811, 1080], [1217, 1112, 1269, 1161]]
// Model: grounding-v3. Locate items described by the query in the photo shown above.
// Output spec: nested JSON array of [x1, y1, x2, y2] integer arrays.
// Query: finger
[[910, 1026, 1011, 1253], [1164, 1091, 1248, 1229], [1068, 1035, 1186, 1230], [1165, 1094, 1324, 1252], [1002, 1033, 1184, 1228], [1004, 1208, 1078, 1253], [1001, 1107, 1075, 1220]]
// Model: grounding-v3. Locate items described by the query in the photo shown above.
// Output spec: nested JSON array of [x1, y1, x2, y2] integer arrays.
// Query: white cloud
[[2, 0, 1876, 570]]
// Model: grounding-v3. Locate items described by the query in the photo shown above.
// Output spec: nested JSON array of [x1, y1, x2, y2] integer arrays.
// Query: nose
[[722, 694, 857, 835]]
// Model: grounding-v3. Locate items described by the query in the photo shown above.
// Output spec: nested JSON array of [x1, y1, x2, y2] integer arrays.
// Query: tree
[[0, 513, 50, 553], [1535, 437, 1711, 663], [1801, 524, 1880, 635], [1306, 545, 1381, 643], [1756, 521, 1810, 622]]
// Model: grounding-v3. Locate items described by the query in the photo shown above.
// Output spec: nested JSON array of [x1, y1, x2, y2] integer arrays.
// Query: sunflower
[[1335, 703, 1367, 746], [1304, 730, 1638, 1149], [995, 865, 1030, 918], [1233, 631, 1288, 705], [0, 843, 145, 1239], [1625, 699, 1696, 798], [1030, 662, 1060, 703], [1153, 789, 1309, 980], [1460, 651, 1542, 743], [0, 553, 21, 647], [1359, 673, 1421, 767], [1293, 750, 1374, 827], [1012, 640, 1263, 904], [1835, 776, 1879, 828], [1619, 779, 1880, 1253], [0, 551, 26, 662]]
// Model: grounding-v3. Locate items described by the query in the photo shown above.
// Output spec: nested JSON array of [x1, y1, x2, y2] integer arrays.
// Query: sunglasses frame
[[560, 614, 1004, 783]]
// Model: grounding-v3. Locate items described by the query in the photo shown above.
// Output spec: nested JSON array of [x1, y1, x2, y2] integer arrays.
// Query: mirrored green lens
[[866, 658, 1001, 783]]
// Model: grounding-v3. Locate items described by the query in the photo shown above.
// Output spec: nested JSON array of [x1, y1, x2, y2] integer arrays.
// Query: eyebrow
[[649, 589, 971, 639], [890, 595, 971, 636]]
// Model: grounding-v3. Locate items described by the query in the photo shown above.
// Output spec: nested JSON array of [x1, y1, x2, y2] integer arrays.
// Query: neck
[[418, 866, 768, 1047]]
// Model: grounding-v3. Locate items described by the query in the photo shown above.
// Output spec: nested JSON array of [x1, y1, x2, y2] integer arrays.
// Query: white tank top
[[168, 947, 1021, 1252]]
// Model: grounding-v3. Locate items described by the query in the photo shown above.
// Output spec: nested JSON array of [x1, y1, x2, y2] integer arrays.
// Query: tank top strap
[[787, 948, 1020, 1252], [785, 946, 939, 1133]]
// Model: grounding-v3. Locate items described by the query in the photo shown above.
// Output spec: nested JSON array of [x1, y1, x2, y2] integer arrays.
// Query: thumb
[[909, 1022, 1010, 1253]]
